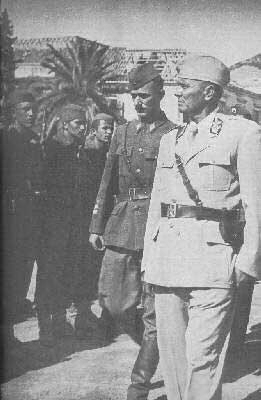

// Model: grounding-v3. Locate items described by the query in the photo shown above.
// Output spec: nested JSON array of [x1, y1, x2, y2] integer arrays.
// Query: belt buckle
[[129, 188, 136, 201], [167, 202, 177, 218]]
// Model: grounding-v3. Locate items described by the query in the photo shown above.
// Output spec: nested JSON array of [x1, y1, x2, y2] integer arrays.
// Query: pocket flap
[[144, 147, 158, 160], [198, 152, 231, 166], [159, 158, 176, 168], [111, 200, 128, 215], [116, 145, 132, 156]]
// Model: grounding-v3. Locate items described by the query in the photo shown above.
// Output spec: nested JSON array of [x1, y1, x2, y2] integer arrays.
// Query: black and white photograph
[[1, 1, 261, 399]]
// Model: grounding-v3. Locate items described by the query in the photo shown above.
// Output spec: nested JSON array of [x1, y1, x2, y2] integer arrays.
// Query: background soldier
[[71, 113, 115, 339], [230, 104, 252, 120], [35, 104, 88, 346], [142, 55, 261, 400], [2, 89, 43, 345], [227, 104, 255, 359], [89, 63, 175, 400]]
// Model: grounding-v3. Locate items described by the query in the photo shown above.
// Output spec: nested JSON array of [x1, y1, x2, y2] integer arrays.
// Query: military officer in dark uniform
[[89, 63, 175, 400], [2, 89, 43, 345]]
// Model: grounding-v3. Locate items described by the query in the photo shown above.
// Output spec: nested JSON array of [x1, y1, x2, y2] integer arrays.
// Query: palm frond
[[41, 60, 73, 83], [37, 38, 122, 123], [46, 44, 72, 72]]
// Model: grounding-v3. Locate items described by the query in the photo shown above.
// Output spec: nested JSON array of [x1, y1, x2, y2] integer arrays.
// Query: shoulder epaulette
[[161, 120, 179, 135]]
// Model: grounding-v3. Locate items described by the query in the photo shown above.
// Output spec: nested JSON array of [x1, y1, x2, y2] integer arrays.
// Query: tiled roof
[[230, 54, 261, 95], [112, 48, 187, 82], [14, 37, 260, 94], [230, 53, 261, 70], [14, 37, 187, 83], [14, 36, 107, 63]]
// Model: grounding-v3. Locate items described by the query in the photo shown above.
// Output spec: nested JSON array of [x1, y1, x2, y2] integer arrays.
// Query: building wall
[[15, 63, 54, 78]]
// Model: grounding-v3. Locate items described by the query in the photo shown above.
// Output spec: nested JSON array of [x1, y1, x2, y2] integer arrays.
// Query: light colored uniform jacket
[[143, 112, 261, 288]]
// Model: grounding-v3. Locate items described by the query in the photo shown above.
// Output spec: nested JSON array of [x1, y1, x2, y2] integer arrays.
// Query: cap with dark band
[[59, 104, 86, 123], [128, 62, 160, 90]]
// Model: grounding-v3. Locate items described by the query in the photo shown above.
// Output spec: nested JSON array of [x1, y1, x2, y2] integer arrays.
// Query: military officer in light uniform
[[142, 55, 261, 400], [89, 63, 175, 400]]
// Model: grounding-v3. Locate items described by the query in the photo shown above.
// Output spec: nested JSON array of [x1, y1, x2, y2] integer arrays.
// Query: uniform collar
[[180, 108, 223, 165], [196, 108, 219, 134], [135, 111, 167, 134]]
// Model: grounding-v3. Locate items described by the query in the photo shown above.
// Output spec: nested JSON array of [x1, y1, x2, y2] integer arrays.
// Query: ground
[[1, 284, 261, 400]]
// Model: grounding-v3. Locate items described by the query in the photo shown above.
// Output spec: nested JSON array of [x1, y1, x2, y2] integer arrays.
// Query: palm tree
[[38, 38, 124, 132]]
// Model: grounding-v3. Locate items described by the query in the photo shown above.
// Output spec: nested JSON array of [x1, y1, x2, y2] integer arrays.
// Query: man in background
[[2, 89, 43, 345], [227, 103, 255, 359], [35, 104, 88, 346], [231, 104, 253, 120], [71, 113, 115, 339]]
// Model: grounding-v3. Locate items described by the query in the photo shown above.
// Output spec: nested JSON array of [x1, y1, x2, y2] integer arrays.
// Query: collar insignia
[[210, 117, 223, 137]]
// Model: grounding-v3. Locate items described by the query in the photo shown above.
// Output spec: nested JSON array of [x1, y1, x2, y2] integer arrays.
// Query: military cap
[[177, 55, 230, 87], [93, 113, 114, 122], [128, 62, 160, 90], [59, 104, 86, 123], [9, 89, 35, 105]]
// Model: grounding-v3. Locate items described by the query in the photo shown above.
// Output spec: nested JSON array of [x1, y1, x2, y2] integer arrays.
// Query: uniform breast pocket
[[198, 153, 233, 191], [158, 153, 176, 168], [144, 147, 158, 161], [111, 200, 127, 215], [116, 146, 132, 176]]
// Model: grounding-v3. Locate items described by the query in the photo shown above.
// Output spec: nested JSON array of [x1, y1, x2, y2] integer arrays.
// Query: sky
[[2, 0, 261, 66]]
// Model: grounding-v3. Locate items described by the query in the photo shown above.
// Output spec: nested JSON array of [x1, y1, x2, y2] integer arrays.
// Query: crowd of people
[[2, 56, 261, 400], [2, 98, 115, 346]]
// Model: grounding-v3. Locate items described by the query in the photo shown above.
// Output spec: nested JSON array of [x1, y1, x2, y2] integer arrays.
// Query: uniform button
[[138, 147, 143, 153], [136, 168, 141, 173]]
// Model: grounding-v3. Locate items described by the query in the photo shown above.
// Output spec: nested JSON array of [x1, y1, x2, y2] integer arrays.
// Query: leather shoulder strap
[[175, 152, 202, 206]]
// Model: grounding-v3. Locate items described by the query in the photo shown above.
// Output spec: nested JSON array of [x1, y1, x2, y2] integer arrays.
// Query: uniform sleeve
[[141, 136, 166, 273], [235, 123, 261, 279], [89, 129, 119, 235]]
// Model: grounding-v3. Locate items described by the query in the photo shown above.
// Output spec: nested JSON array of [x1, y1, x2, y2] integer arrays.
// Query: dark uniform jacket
[[37, 139, 109, 306], [90, 112, 175, 251], [79, 141, 110, 225], [38, 139, 84, 308], [41, 139, 108, 242], [3, 127, 43, 199], [2, 127, 43, 321], [3, 126, 43, 250]]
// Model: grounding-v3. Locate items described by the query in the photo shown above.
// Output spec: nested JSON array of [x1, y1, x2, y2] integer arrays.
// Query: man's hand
[[89, 233, 105, 251], [234, 268, 255, 287]]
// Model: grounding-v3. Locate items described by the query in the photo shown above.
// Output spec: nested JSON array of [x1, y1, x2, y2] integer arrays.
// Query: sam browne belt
[[161, 202, 245, 223]]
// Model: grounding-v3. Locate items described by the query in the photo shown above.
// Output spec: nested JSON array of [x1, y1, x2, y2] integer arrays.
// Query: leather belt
[[161, 202, 245, 222], [114, 187, 152, 202]]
